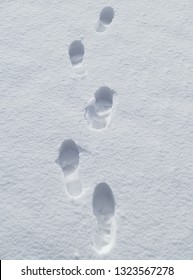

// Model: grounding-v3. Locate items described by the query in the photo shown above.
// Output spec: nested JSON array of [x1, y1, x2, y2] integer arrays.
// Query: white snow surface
[[1, 0, 193, 259]]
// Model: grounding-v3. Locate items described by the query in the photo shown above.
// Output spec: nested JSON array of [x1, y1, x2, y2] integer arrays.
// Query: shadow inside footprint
[[96, 6, 115, 33], [57, 139, 79, 176], [68, 40, 85, 76], [56, 139, 82, 198], [85, 86, 115, 130], [92, 183, 116, 254], [95, 86, 113, 114]]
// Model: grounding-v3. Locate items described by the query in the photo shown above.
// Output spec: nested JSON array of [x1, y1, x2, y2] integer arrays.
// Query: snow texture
[[1, 0, 193, 259]]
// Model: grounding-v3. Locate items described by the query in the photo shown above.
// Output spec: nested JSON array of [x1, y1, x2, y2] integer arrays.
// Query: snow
[[1, 0, 193, 259]]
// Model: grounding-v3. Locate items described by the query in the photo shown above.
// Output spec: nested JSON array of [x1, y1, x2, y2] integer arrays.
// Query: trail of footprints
[[56, 6, 116, 255]]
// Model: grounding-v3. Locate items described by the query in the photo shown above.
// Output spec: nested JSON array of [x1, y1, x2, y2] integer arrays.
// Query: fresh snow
[[1, 0, 193, 259]]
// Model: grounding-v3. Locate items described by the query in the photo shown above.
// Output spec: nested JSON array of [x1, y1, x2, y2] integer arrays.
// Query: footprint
[[96, 6, 115, 33], [68, 40, 85, 76], [56, 139, 82, 198], [92, 183, 116, 254], [85, 86, 115, 130]]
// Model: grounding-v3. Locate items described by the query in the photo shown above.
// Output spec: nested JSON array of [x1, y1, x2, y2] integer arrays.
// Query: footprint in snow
[[96, 6, 115, 33], [92, 183, 116, 254], [69, 40, 86, 76], [85, 86, 115, 130], [56, 139, 82, 198]]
